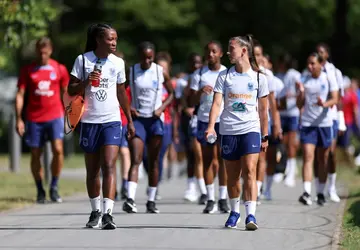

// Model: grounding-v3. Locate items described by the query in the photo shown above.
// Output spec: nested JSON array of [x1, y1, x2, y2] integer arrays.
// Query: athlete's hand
[[127, 122, 135, 140], [16, 119, 25, 137], [316, 96, 325, 107], [273, 124, 283, 141], [201, 85, 213, 95], [295, 82, 304, 93], [153, 108, 162, 118], [261, 141, 268, 152], [130, 107, 140, 118], [205, 127, 217, 142], [88, 71, 101, 81], [184, 107, 194, 117], [173, 129, 180, 144]]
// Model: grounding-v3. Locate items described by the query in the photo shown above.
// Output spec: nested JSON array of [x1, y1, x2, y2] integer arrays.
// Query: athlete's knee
[[30, 148, 42, 161]]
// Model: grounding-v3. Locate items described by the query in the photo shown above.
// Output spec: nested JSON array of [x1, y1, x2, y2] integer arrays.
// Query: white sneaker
[[355, 155, 360, 167], [284, 177, 296, 187], [328, 191, 341, 203], [273, 173, 284, 183], [184, 190, 197, 202]]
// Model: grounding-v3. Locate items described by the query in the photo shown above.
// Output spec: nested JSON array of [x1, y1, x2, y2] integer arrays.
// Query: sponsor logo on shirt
[[99, 78, 109, 88], [232, 102, 247, 112], [95, 89, 107, 102], [228, 93, 253, 99], [35, 80, 54, 97]]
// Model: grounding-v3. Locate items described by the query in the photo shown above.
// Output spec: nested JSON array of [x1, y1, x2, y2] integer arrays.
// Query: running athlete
[[189, 41, 230, 213], [68, 23, 134, 229], [16, 37, 69, 203], [297, 52, 338, 206], [177, 53, 207, 204], [315, 43, 346, 202], [277, 53, 301, 187], [262, 55, 285, 200], [206, 35, 269, 230], [253, 42, 281, 203], [123, 42, 174, 214]]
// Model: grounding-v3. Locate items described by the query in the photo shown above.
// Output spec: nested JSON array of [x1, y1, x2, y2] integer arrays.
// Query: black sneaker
[[198, 194, 207, 205], [50, 188, 62, 203], [203, 200, 217, 214], [146, 201, 159, 214], [101, 213, 116, 230], [123, 198, 137, 213], [86, 210, 102, 228], [218, 199, 230, 213], [37, 189, 46, 204], [299, 192, 312, 205], [317, 193, 326, 206]]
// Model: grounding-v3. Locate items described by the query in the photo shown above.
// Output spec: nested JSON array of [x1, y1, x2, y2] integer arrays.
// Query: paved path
[[0, 175, 347, 250]]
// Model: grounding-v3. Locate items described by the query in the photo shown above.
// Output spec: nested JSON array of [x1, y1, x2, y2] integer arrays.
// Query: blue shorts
[[79, 121, 122, 153], [25, 117, 64, 148], [133, 117, 164, 143], [197, 121, 220, 145], [300, 126, 333, 148], [162, 123, 173, 149], [120, 124, 128, 148], [220, 132, 261, 161], [332, 120, 338, 140], [337, 123, 360, 148], [281, 116, 299, 133]]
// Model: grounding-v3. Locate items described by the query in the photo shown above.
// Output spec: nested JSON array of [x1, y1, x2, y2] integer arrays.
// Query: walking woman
[[189, 41, 230, 214], [297, 52, 338, 206], [123, 42, 174, 214], [206, 35, 269, 230], [68, 23, 135, 229]]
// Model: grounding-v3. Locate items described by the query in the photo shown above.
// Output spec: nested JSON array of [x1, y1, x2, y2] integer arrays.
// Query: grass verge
[[0, 153, 85, 170], [338, 165, 360, 249], [0, 171, 85, 211]]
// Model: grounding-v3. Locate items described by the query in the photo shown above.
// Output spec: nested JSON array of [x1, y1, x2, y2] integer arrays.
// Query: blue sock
[[50, 176, 59, 189], [35, 179, 44, 193], [122, 179, 128, 189]]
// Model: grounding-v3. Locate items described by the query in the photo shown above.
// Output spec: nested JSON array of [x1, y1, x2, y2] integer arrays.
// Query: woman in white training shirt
[[297, 52, 338, 206], [122, 42, 174, 214], [206, 35, 269, 230], [188, 41, 230, 214], [68, 23, 135, 230]]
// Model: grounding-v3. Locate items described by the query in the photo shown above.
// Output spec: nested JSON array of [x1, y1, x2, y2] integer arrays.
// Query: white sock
[[187, 177, 196, 191], [127, 181, 138, 200], [230, 198, 240, 213], [103, 198, 114, 215], [286, 158, 297, 178], [317, 183, 325, 194], [328, 173, 337, 193], [244, 201, 257, 217], [206, 183, 215, 201], [303, 181, 312, 194], [197, 178, 207, 195], [148, 187, 157, 202], [266, 175, 273, 193], [219, 186, 227, 200], [90, 196, 101, 212], [315, 178, 319, 193], [290, 158, 297, 175], [256, 181, 263, 196]]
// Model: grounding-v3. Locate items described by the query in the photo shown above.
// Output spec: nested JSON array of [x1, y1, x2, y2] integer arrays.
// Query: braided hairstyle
[[85, 23, 113, 53]]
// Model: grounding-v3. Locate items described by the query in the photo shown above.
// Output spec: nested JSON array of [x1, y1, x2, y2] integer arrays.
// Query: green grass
[[0, 153, 85, 171], [338, 165, 360, 250], [0, 171, 85, 211]]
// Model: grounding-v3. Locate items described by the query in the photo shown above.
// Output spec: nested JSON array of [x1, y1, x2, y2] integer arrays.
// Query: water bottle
[[91, 59, 102, 87], [207, 133, 217, 144]]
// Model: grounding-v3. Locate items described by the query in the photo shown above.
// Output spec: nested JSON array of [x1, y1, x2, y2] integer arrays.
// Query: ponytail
[[84, 23, 113, 53], [246, 35, 261, 72]]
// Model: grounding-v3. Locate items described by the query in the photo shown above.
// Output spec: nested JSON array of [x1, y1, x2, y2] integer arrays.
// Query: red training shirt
[[342, 89, 358, 125], [17, 59, 70, 122], [120, 86, 132, 126]]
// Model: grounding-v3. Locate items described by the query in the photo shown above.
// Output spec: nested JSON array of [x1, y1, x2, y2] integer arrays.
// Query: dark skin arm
[[67, 71, 100, 96], [117, 84, 135, 139], [154, 71, 174, 117], [15, 88, 25, 136]]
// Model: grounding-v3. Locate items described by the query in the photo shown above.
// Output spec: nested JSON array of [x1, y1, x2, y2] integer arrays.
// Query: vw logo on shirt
[[95, 89, 107, 102]]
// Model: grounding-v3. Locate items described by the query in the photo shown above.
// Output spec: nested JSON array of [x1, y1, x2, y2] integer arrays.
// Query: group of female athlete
[[67, 23, 346, 230]]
